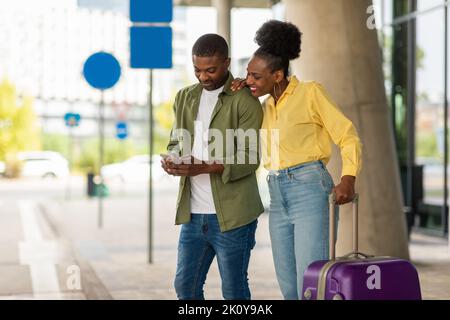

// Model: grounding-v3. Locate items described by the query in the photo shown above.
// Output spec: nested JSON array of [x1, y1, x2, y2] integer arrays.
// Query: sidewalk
[[41, 186, 450, 300], [408, 231, 450, 300], [40, 186, 281, 300], [1, 177, 449, 300], [0, 199, 109, 299]]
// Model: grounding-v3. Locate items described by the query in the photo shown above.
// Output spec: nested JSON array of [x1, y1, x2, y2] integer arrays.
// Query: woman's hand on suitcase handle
[[333, 175, 356, 205]]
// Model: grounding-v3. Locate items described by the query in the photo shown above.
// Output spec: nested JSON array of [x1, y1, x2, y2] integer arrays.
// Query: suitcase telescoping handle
[[329, 192, 359, 260]]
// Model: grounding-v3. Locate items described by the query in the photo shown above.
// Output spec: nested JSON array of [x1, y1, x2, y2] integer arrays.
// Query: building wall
[[0, 2, 188, 139]]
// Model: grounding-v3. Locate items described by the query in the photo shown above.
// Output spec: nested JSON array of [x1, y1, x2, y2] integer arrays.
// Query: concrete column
[[283, 0, 410, 259], [213, 0, 231, 47]]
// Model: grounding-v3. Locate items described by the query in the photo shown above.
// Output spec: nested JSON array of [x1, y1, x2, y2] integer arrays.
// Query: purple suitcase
[[301, 194, 422, 300]]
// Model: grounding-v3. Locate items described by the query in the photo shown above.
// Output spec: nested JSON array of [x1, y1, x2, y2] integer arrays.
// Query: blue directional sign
[[116, 121, 128, 140], [129, 0, 173, 70], [130, 27, 172, 69], [130, 0, 172, 23], [83, 52, 121, 90], [64, 113, 81, 127]]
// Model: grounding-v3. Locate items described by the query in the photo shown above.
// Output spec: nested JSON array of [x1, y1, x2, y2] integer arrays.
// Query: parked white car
[[101, 155, 169, 183], [17, 151, 70, 178]]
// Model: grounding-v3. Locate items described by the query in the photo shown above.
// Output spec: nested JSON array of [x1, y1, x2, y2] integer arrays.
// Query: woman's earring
[[276, 81, 282, 97], [273, 83, 279, 100]]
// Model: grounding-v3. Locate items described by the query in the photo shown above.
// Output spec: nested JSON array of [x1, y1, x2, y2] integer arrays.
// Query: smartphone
[[160, 153, 192, 164], [175, 154, 192, 164]]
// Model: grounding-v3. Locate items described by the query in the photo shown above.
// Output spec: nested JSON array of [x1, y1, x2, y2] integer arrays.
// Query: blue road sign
[[130, 27, 172, 69], [130, 0, 172, 23], [116, 121, 128, 140], [83, 52, 121, 90], [64, 113, 81, 127]]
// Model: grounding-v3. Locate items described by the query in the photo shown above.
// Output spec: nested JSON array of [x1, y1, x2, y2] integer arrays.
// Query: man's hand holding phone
[[160, 153, 224, 177], [160, 153, 194, 175]]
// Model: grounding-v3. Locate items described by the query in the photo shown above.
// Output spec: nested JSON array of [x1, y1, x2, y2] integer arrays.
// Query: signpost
[[116, 121, 128, 140], [83, 52, 121, 228], [130, 0, 173, 263], [64, 112, 81, 200], [64, 113, 81, 127]]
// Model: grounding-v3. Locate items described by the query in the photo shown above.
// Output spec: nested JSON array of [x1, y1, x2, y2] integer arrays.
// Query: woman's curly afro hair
[[254, 20, 302, 76]]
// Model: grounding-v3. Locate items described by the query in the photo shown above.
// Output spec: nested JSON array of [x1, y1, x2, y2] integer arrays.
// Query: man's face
[[192, 55, 230, 91]]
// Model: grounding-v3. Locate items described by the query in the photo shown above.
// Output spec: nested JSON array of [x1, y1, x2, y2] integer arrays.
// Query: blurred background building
[[0, 0, 276, 173], [0, 0, 448, 245], [374, 0, 449, 236]]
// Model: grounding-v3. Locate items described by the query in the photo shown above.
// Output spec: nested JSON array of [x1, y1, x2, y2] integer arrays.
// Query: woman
[[231, 20, 362, 300]]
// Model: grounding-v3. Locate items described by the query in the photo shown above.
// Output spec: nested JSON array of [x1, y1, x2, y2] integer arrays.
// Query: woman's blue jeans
[[267, 161, 338, 300]]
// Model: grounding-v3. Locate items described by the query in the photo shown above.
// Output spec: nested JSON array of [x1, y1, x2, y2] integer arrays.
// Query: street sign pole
[[130, 0, 173, 264], [83, 51, 121, 229], [65, 125, 74, 201], [64, 111, 80, 201], [148, 70, 153, 263], [65, 104, 74, 201], [99, 90, 105, 228]]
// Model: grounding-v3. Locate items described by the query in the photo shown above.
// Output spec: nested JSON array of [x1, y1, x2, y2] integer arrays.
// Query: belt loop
[[266, 174, 270, 183], [319, 160, 325, 170]]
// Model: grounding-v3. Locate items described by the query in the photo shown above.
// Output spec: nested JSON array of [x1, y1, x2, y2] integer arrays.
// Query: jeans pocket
[[291, 169, 322, 184], [220, 220, 257, 249], [320, 169, 334, 194]]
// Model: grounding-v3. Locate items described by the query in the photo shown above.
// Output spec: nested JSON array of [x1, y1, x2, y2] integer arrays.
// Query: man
[[161, 34, 264, 300]]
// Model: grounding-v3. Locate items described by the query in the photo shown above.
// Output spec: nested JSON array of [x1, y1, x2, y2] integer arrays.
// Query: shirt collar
[[220, 72, 237, 96], [267, 75, 299, 106], [284, 75, 299, 95], [187, 72, 235, 97]]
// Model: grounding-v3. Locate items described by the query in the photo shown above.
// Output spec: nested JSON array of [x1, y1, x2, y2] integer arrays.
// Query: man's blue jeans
[[174, 214, 257, 300], [267, 161, 338, 300]]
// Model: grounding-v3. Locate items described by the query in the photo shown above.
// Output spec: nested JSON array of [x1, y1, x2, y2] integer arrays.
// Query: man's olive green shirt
[[167, 73, 264, 232]]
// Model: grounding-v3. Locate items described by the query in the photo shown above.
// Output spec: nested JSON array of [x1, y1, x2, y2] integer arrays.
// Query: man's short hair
[[192, 34, 229, 58]]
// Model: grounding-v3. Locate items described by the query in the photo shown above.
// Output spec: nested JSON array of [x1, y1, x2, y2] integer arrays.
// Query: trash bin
[[87, 173, 110, 198], [93, 182, 109, 197], [87, 172, 95, 197]]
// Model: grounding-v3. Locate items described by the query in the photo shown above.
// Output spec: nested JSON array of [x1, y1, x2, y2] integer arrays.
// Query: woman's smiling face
[[245, 55, 278, 98]]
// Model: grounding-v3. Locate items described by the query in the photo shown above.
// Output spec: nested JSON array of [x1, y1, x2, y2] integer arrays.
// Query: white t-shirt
[[190, 85, 224, 214]]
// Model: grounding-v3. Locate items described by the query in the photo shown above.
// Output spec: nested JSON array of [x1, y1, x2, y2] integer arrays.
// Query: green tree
[[42, 133, 69, 157], [77, 138, 138, 173], [417, 132, 439, 159], [154, 97, 175, 154], [0, 80, 40, 161]]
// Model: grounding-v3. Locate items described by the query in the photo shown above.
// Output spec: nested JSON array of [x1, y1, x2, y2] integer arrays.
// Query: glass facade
[[374, 0, 449, 235]]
